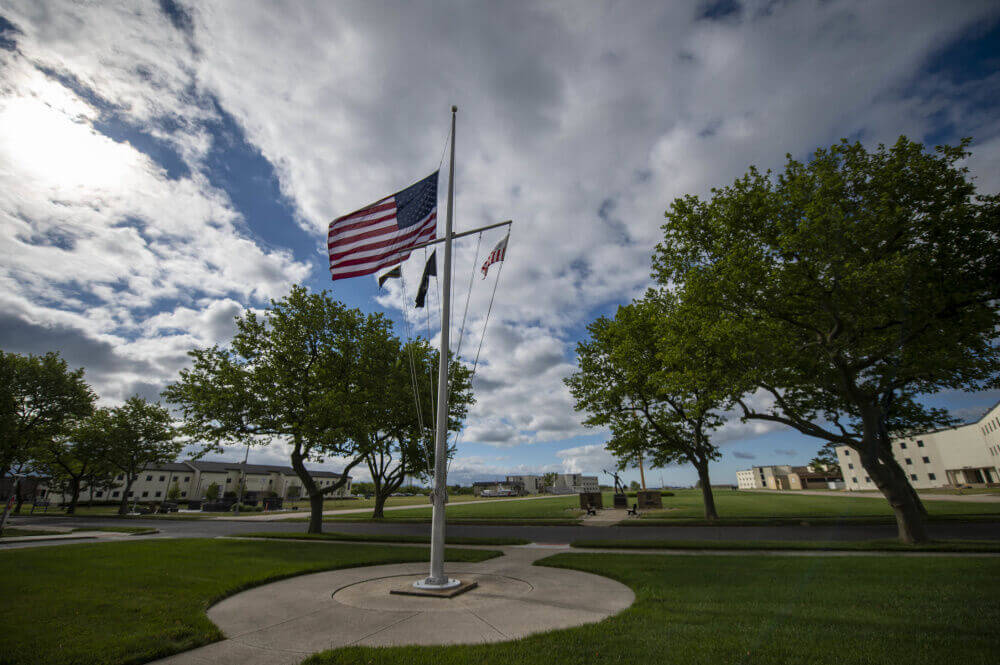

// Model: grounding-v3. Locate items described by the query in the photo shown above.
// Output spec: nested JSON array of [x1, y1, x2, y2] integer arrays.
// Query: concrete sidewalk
[[152, 546, 634, 665]]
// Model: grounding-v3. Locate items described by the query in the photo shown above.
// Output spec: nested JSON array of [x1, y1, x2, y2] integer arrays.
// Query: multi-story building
[[473, 473, 600, 496], [836, 400, 1000, 491], [547, 473, 600, 494], [735, 465, 842, 490], [44, 459, 351, 504]]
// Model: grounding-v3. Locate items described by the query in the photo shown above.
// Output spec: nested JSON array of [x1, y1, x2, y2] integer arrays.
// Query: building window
[[184, 476, 190, 482], [910, 474, 918, 481], [159, 476, 165, 482], [922, 456, 930, 463], [141, 491, 148, 497], [848, 463, 854, 469], [917, 440, 924, 447], [95, 491, 103, 498], [864, 476, 870, 482], [127, 491, 133, 498], [117, 474, 124, 481], [154, 491, 161, 497], [899, 442, 907, 449], [181, 491, 187, 497], [843, 450, 849, 456], [146, 475, 152, 481], [112, 491, 119, 498], [928, 473, 936, 480], [226, 478, 231, 483], [852, 477, 858, 483], [905, 458, 912, 465]]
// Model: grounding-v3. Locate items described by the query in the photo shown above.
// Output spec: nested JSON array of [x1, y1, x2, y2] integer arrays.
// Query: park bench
[[30, 499, 51, 514], [626, 503, 640, 516], [585, 504, 597, 516]]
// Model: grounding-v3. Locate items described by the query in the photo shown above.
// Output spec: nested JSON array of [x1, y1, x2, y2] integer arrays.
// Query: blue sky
[[1, 1, 998, 487]]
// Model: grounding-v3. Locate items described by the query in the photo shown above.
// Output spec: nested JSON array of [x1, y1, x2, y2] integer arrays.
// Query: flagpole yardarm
[[417, 105, 459, 590]]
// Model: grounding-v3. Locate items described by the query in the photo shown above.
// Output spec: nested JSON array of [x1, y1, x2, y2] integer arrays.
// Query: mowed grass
[[0, 538, 499, 665], [636, 489, 1000, 521], [570, 538, 1000, 552], [0, 527, 64, 537], [322, 494, 585, 522], [307, 552, 1000, 665]]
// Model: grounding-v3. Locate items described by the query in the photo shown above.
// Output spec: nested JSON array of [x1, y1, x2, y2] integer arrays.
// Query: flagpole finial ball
[[451, 105, 458, 113]]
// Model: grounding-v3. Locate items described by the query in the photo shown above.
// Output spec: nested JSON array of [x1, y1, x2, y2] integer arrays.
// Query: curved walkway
[[152, 546, 634, 665]]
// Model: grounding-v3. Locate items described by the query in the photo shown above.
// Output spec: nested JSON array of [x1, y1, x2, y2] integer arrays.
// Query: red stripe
[[331, 252, 415, 281], [330, 225, 435, 269], [330, 200, 395, 225], [328, 212, 436, 254], [328, 210, 397, 238], [328, 220, 436, 261]]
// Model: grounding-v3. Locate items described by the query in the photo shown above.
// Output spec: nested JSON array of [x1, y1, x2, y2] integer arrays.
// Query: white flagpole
[[419, 105, 458, 589]]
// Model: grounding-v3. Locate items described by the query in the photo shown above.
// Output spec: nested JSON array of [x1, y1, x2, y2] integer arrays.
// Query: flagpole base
[[414, 577, 462, 591], [391, 578, 477, 598]]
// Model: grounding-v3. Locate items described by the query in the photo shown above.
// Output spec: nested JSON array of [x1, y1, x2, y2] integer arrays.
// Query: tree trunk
[[66, 479, 82, 515], [307, 491, 324, 534], [13, 491, 24, 515], [372, 492, 388, 519], [694, 460, 718, 520], [118, 478, 134, 515], [860, 452, 928, 543]]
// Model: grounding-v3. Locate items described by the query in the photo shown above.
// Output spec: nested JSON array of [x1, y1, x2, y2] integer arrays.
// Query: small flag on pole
[[377, 266, 401, 289], [415, 250, 436, 308], [328, 172, 438, 281], [481, 233, 508, 279]]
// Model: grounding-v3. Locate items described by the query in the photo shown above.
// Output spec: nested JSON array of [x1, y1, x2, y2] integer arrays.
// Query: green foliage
[[0, 350, 95, 478], [809, 442, 842, 475], [652, 136, 1000, 541], [167, 482, 181, 500], [164, 285, 411, 531], [204, 481, 220, 501]]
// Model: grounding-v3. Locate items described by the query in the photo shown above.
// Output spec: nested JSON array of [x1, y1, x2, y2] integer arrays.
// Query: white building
[[547, 473, 600, 494], [45, 459, 351, 504], [736, 465, 843, 490], [835, 400, 1000, 491]]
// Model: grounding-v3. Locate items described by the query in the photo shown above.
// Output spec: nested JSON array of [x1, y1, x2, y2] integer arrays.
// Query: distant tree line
[[567, 137, 1000, 543]]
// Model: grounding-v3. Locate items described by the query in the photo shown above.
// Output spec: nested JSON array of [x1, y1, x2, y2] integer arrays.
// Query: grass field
[[570, 538, 1000, 552], [0, 539, 499, 665], [241, 531, 530, 545], [319, 494, 586, 522], [635, 489, 1000, 521], [306, 552, 1000, 665]]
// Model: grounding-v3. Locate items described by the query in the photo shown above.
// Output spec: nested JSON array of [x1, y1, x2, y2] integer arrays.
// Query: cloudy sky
[[2, 1, 999, 486]]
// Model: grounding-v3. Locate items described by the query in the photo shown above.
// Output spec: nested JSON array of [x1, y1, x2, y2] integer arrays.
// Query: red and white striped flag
[[481, 233, 509, 279], [328, 172, 438, 281]]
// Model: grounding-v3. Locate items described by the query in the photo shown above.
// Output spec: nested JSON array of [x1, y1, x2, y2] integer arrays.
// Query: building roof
[[146, 462, 200, 472], [182, 460, 348, 478]]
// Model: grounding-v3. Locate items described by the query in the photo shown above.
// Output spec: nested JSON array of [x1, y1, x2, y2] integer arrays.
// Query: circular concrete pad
[[152, 548, 633, 665], [334, 573, 534, 611]]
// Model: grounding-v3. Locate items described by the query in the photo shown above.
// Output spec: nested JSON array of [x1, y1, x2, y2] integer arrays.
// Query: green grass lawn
[[634, 489, 1000, 522], [241, 531, 530, 545], [318, 494, 585, 522], [0, 538, 499, 665], [570, 538, 1000, 552], [306, 552, 1000, 665], [74, 526, 159, 535]]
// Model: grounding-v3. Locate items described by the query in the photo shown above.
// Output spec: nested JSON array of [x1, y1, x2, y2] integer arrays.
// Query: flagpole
[[419, 105, 458, 589]]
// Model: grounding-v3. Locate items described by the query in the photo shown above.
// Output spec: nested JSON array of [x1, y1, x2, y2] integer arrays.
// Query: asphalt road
[[7, 514, 1000, 544]]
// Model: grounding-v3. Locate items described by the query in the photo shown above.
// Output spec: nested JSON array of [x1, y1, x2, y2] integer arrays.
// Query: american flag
[[481, 233, 509, 279], [328, 171, 438, 281]]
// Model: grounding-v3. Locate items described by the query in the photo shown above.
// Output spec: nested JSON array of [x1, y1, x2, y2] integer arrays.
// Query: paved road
[[7, 514, 1000, 546]]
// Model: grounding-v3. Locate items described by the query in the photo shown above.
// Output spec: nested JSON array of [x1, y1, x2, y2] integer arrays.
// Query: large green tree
[[84, 398, 181, 515], [566, 294, 727, 519], [653, 137, 1000, 543], [164, 285, 394, 533], [0, 351, 95, 480], [361, 339, 473, 518], [0, 351, 94, 533], [34, 428, 115, 515]]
